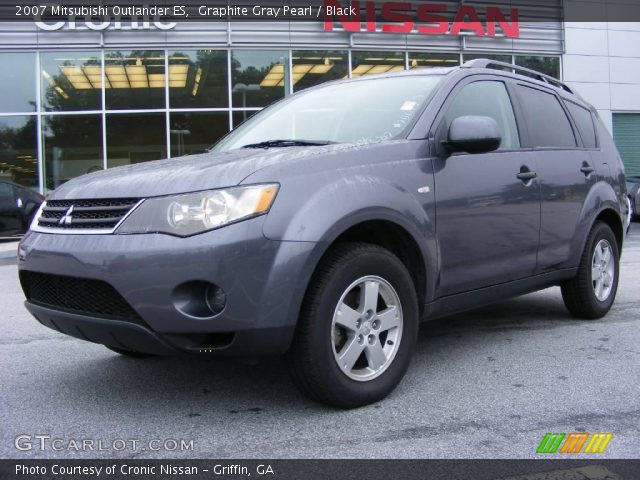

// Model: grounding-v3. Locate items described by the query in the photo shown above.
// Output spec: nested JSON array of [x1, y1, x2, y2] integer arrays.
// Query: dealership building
[[0, 7, 639, 195]]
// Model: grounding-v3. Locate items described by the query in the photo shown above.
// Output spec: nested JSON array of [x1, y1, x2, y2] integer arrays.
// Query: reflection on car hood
[[50, 144, 354, 200]]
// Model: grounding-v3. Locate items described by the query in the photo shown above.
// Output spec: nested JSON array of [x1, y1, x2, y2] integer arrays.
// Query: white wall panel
[[597, 109, 613, 133], [566, 82, 612, 109], [564, 26, 609, 56], [608, 30, 640, 57], [611, 84, 640, 111], [563, 55, 610, 82], [607, 22, 640, 32], [609, 56, 640, 84], [563, 19, 640, 168]]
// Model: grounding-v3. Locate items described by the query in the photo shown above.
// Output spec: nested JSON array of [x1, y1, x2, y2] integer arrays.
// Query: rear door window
[[515, 85, 577, 148], [565, 101, 597, 149]]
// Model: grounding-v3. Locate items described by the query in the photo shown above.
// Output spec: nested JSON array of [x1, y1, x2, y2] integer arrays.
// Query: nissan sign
[[323, 0, 520, 38]]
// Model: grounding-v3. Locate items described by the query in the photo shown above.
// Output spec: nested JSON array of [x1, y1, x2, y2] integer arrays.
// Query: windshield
[[213, 75, 443, 151]]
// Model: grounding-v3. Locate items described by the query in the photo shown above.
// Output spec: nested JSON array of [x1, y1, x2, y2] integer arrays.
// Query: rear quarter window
[[565, 101, 597, 149], [515, 84, 577, 148]]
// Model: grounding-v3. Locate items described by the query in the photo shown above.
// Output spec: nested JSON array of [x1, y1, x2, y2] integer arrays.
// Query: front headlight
[[116, 184, 279, 237]]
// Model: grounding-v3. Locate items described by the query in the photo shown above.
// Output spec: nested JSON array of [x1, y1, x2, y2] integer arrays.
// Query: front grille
[[20, 271, 144, 324], [37, 198, 140, 231]]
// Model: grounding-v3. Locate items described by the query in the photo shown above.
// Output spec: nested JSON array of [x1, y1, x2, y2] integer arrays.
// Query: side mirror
[[445, 116, 502, 155]]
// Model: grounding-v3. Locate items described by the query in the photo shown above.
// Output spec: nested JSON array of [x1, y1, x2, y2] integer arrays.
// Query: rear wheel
[[561, 221, 619, 319], [287, 243, 418, 408]]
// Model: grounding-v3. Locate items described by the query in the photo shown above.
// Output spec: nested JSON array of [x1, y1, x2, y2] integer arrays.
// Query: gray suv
[[18, 60, 629, 407]]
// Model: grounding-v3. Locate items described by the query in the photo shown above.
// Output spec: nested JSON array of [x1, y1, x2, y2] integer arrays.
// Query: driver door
[[432, 78, 541, 296]]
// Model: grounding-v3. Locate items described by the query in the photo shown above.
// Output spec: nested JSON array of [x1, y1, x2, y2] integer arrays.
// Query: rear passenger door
[[512, 84, 596, 272], [432, 78, 541, 296]]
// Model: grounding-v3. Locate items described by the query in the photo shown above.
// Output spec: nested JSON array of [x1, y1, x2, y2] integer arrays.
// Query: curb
[[0, 242, 19, 260]]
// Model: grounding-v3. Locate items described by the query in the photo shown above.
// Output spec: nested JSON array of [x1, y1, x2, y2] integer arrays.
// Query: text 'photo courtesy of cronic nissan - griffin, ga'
[[17, 59, 630, 408]]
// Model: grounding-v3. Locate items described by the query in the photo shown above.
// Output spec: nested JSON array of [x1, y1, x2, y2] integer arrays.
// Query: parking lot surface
[[1, 225, 639, 459]]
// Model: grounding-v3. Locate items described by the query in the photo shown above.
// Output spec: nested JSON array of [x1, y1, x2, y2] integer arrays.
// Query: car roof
[[345, 58, 588, 108], [282, 59, 593, 113]]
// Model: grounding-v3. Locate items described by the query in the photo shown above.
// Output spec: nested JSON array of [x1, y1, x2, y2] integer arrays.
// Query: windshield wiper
[[241, 139, 336, 149]]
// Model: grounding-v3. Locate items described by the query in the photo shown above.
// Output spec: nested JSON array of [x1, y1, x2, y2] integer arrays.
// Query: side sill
[[422, 268, 578, 322]]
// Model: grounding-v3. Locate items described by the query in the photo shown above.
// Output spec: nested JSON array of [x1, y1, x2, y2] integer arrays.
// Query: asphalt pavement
[[1, 225, 639, 459]]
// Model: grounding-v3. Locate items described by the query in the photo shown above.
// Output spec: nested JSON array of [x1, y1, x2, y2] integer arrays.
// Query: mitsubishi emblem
[[59, 205, 74, 226]]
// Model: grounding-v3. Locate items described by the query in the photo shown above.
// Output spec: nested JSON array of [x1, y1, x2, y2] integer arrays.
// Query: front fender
[[264, 174, 431, 242], [262, 172, 437, 305]]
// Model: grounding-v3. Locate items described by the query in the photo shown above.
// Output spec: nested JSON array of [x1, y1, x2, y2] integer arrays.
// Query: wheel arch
[[594, 208, 624, 253], [298, 213, 435, 321], [570, 181, 625, 267], [329, 219, 427, 312]]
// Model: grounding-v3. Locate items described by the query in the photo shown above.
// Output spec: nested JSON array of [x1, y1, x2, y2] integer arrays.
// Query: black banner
[[3, 0, 640, 24], [2, 460, 640, 480]]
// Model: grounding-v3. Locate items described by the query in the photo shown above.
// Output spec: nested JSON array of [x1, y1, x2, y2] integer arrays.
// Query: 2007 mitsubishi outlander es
[[18, 59, 631, 407]]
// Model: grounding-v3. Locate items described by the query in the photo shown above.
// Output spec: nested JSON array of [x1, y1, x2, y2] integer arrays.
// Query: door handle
[[516, 171, 537, 182], [580, 164, 595, 176]]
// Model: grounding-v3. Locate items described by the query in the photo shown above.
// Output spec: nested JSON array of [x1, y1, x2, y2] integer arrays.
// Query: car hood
[[50, 145, 350, 200]]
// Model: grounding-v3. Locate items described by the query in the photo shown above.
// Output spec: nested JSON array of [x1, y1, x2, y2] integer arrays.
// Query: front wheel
[[286, 243, 418, 408], [561, 221, 620, 319]]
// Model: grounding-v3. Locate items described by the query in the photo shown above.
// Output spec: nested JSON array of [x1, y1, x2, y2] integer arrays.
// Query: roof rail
[[462, 59, 575, 95]]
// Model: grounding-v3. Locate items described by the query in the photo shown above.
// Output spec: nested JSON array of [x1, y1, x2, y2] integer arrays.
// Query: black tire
[[105, 346, 156, 358], [561, 221, 620, 319], [286, 242, 419, 408]]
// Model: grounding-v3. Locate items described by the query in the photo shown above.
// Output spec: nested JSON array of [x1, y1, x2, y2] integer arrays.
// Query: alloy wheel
[[331, 276, 403, 382], [592, 239, 615, 302]]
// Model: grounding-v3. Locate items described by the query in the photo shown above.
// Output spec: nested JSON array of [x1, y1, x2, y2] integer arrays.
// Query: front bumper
[[18, 216, 317, 356], [23, 302, 294, 356]]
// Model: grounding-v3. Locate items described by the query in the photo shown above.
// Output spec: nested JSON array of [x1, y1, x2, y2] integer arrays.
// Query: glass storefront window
[[42, 114, 103, 191], [0, 48, 568, 195], [351, 51, 406, 77], [40, 52, 102, 112], [515, 56, 561, 79], [231, 50, 289, 108], [170, 112, 229, 157], [463, 53, 512, 64], [0, 116, 38, 189], [107, 113, 166, 167], [169, 50, 228, 108], [232, 111, 259, 129], [0, 53, 36, 113], [409, 52, 460, 69], [105, 51, 166, 110], [292, 50, 348, 91]]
